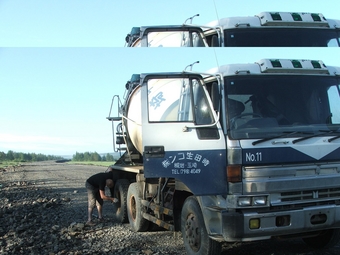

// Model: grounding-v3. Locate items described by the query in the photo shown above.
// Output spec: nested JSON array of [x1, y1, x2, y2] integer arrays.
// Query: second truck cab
[[126, 12, 340, 47]]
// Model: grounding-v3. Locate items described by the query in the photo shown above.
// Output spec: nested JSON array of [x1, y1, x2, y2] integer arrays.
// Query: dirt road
[[1, 161, 339, 254], [1, 161, 107, 221]]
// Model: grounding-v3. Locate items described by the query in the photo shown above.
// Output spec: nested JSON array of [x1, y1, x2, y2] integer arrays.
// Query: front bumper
[[220, 204, 340, 242]]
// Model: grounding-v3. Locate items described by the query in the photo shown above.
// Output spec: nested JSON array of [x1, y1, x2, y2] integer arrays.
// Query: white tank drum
[[124, 77, 184, 154], [125, 86, 143, 154]]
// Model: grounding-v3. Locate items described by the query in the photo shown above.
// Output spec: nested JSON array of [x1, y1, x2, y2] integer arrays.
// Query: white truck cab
[[126, 12, 340, 47]]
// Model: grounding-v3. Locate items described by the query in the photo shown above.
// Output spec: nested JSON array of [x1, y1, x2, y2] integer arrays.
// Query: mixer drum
[[126, 86, 143, 154]]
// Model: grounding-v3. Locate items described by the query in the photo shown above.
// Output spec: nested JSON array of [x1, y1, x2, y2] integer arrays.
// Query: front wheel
[[181, 196, 222, 255], [127, 182, 149, 232], [302, 229, 340, 249]]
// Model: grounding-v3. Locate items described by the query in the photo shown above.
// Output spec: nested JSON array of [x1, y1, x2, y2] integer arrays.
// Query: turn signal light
[[227, 165, 242, 183]]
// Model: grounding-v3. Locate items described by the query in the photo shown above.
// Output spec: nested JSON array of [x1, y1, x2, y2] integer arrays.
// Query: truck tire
[[181, 196, 222, 255], [302, 229, 340, 249], [113, 179, 130, 223], [127, 182, 149, 232]]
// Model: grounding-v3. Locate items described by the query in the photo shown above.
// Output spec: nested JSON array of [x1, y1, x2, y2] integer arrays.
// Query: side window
[[328, 85, 340, 124], [147, 32, 188, 47], [147, 78, 193, 122], [146, 31, 204, 47], [147, 77, 214, 124]]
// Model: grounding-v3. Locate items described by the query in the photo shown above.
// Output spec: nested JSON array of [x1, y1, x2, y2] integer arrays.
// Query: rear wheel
[[113, 179, 130, 223], [127, 182, 149, 232], [181, 196, 222, 255], [302, 229, 340, 249]]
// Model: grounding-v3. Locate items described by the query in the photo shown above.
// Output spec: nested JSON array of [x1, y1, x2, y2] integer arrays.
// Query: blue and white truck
[[107, 59, 340, 255]]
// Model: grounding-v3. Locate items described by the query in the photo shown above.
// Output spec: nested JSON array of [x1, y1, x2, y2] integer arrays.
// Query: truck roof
[[135, 59, 340, 80], [205, 59, 340, 77], [205, 12, 340, 30]]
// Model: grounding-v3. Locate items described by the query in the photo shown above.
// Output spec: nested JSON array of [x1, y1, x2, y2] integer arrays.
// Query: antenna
[[212, 0, 220, 26], [184, 61, 200, 71], [213, 49, 221, 72], [184, 14, 199, 24]]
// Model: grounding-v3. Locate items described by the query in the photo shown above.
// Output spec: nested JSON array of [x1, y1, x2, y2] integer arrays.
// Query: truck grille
[[281, 188, 340, 202]]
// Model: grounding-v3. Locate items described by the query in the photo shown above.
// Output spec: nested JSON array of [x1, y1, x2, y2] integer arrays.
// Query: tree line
[[0, 150, 63, 162], [0, 150, 117, 163], [72, 152, 116, 162]]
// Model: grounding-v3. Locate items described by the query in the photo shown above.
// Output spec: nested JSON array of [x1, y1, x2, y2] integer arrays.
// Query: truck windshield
[[224, 28, 340, 47], [226, 75, 340, 139]]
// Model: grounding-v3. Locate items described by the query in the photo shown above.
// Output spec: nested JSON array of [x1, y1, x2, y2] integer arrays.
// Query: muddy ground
[[0, 161, 339, 254]]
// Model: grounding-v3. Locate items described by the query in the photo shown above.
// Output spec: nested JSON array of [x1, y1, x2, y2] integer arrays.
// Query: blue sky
[[1, 0, 340, 47], [0, 0, 340, 156]]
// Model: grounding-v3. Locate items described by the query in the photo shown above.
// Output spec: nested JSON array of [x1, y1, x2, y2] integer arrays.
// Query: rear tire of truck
[[302, 229, 340, 249], [127, 182, 149, 232], [181, 196, 222, 255], [113, 179, 130, 223]]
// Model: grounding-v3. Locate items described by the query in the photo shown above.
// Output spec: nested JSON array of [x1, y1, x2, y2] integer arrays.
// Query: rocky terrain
[[0, 162, 339, 255], [0, 162, 185, 255]]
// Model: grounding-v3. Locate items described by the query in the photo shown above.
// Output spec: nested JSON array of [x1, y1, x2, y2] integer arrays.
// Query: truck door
[[141, 75, 227, 195]]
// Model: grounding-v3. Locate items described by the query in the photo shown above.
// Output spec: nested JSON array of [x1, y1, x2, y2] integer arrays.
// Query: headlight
[[237, 196, 267, 207], [238, 197, 252, 206], [253, 196, 267, 205]]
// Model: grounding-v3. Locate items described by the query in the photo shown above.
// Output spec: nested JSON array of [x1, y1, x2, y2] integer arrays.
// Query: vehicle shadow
[[220, 237, 340, 255]]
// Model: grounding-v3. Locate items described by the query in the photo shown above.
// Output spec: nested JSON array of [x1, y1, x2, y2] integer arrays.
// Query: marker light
[[311, 13, 322, 22], [258, 12, 329, 27], [311, 60, 322, 68], [259, 59, 329, 74], [291, 13, 302, 21], [291, 60, 302, 68], [270, 13, 282, 21], [270, 60, 282, 68]]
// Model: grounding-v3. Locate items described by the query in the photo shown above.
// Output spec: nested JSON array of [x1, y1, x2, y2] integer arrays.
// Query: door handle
[[144, 146, 165, 158]]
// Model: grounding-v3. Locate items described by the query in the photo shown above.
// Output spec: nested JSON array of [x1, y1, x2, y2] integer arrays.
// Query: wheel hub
[[129, 196, 137, 221], [185, 213, 200, 252]]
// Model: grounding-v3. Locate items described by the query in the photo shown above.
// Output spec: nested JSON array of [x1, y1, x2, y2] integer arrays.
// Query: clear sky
[[0, 0, 340, 156]]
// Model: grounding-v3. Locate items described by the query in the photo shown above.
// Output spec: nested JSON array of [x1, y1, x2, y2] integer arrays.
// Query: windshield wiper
[[328, 130, 340, 142], [292, 130, 340, 144], [253, 130, 340, 146], [329, 136, 340, 142], [252, 131, 304, 146]]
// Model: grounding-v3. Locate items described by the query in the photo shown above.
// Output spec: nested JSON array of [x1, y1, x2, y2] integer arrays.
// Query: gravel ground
[[0, 161, 339, 255]]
